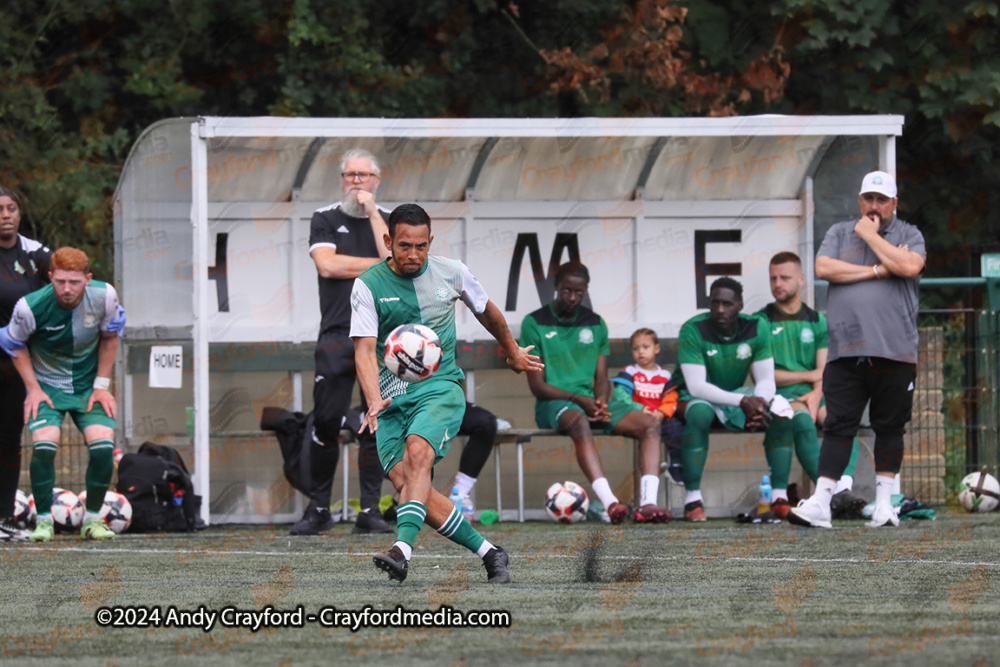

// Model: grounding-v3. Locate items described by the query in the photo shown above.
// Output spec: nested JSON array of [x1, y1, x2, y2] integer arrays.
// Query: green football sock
[[680, 403, 714, 491], [437, 506, 485, 553], [763, 417, 795, 489], [792, 412, 820, 482], [842, 437, 861, 478], [395, 501, 426, 548], [29, 442, 58, 514], [85, 440, 115, 512]]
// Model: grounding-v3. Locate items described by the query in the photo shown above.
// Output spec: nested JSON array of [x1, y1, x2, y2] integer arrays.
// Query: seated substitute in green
[[757, 252, 860, 518], [674, 277, 778, 522], [520, 261, 670, 525]]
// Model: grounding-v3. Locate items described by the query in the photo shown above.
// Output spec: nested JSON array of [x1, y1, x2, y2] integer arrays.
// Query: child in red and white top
[[612, 328, 684, 484]]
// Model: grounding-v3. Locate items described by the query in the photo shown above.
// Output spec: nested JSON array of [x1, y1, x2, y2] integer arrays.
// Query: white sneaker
[[0, 519, 31, 542], [866, 504, 900, 528], [787, 496, 833, 529]]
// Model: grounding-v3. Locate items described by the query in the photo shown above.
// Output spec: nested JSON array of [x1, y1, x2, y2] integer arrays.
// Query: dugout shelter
[[114, 115, 910, 525]]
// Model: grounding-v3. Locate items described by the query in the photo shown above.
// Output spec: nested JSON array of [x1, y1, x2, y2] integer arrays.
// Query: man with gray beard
[[293, 149, 393, 535]]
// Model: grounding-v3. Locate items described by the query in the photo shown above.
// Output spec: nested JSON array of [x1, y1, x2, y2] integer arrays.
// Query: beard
[[340, 191, 366, 218]]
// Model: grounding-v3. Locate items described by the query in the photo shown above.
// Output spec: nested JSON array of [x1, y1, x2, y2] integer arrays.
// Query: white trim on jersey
[[458, 262, 489, 314], [349, 279, 378, 338], [8, 297, 35, 343], [100, 284, 121, 332], [309, 241, 338, 253]]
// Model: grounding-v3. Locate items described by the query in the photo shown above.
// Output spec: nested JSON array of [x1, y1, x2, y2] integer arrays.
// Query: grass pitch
[[1, 511, 997, 666]]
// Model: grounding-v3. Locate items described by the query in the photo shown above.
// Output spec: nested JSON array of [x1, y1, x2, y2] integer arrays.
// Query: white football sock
[[85, 511, 101, 521], [875, 474, 895, 508], [591, 477, 618, 508], [835, 475, 854, 493], [685, 490, 703, 505], [772, 488, 788, 502], [454, 472, 476, 497], [393, 541, 413, 561], [640, 475, 659, 506], [476, 539, 495, 558], [814, 477, 838, 508]]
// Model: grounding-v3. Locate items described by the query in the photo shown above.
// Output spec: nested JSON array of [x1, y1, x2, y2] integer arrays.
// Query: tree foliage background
[[1, 0, 997, 285]]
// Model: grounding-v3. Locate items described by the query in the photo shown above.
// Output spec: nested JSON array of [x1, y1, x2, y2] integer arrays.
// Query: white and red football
[[545, 481, 589, 523], [384, 323, 442, 383]]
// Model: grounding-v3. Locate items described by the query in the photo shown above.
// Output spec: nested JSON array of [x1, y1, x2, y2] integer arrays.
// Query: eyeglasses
[[342, 171, 378, 183]]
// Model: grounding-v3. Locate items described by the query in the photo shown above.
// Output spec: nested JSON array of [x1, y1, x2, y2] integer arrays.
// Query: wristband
[[93, 377, 110, 391], [872, 265, 879, 279]]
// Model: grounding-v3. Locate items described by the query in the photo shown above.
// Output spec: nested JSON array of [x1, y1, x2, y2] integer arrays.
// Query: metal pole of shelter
[[190, 120, 211, 526]]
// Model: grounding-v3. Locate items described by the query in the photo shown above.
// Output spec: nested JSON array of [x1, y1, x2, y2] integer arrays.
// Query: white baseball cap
[[859, 171, 898, 198]]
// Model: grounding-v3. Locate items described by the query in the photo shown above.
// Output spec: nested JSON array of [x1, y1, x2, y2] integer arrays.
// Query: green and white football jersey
[[350, 255, 488, 399], [755, 302, 828, 400], [9, 280, 119, 394], [674, 312, 772, 397]]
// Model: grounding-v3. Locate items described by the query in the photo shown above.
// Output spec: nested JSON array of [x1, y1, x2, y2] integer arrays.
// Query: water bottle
[[461, 493, 475, 524], [758, 475, 772, 515], [449, 486, 462, 514]]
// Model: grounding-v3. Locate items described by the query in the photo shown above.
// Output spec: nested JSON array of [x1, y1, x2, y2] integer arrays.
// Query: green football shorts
[[376, 379, 466, 474], [679, 386, 756, 432], [535, 391, 638, 435], [28, 382, 116, 433]]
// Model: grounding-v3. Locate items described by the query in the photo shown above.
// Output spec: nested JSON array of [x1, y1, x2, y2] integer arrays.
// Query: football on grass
[[13, 489, 35, 528], [384, 323, 442, 383], [79, 490, 134, 533], [545, 481, 589, 523], [958, 472, 1000, 513], [51, 488, 84, 532]]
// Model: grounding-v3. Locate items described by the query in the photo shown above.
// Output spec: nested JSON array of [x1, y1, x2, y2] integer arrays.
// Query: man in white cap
[[789, 171, 926, 529]]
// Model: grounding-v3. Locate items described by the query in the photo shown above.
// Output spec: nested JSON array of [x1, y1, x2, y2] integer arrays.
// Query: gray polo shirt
[[817, 216, 925, 363]]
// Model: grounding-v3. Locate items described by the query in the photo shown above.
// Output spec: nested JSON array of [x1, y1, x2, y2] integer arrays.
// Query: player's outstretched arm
[[353, 336, 390, 434], [473, 300, 543, 374], [87, 333, 119, 419]]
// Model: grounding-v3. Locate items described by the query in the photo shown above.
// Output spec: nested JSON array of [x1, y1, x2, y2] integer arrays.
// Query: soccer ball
[[13, 490, 35, 528], [958, 472, 1000, 513], [79, 490, 134, 533], [545, 481, 589, 523], [51, 488, 84, 532], [384, 323, 442, 383]]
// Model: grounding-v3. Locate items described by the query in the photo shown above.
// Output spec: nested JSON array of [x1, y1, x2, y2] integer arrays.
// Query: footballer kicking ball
[[384, 323, 442, 383], [79, 490, 134, 533], [51, 488, 84, 532], [545, 481, 589, 523], [958, 472, 1000, 513], [13, 489, 36, 528]]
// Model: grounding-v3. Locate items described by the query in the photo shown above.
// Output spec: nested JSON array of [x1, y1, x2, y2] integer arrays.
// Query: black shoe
[[289, 507, 335, 536], [373, 545, 408, 582], [831, 489, 867, 520], [353, 508, 393, 534], [483, 546, 511, 584], [0, 518, 31, 542]]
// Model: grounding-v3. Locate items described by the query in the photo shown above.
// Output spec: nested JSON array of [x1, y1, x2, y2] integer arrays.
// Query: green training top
[[674, 312, 772, 395], [755, 302, 828, 400], [520, 303, 610, 398]]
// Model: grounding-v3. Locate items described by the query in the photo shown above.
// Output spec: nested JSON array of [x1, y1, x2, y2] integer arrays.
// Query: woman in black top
[[0, 187, 53, 541]]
